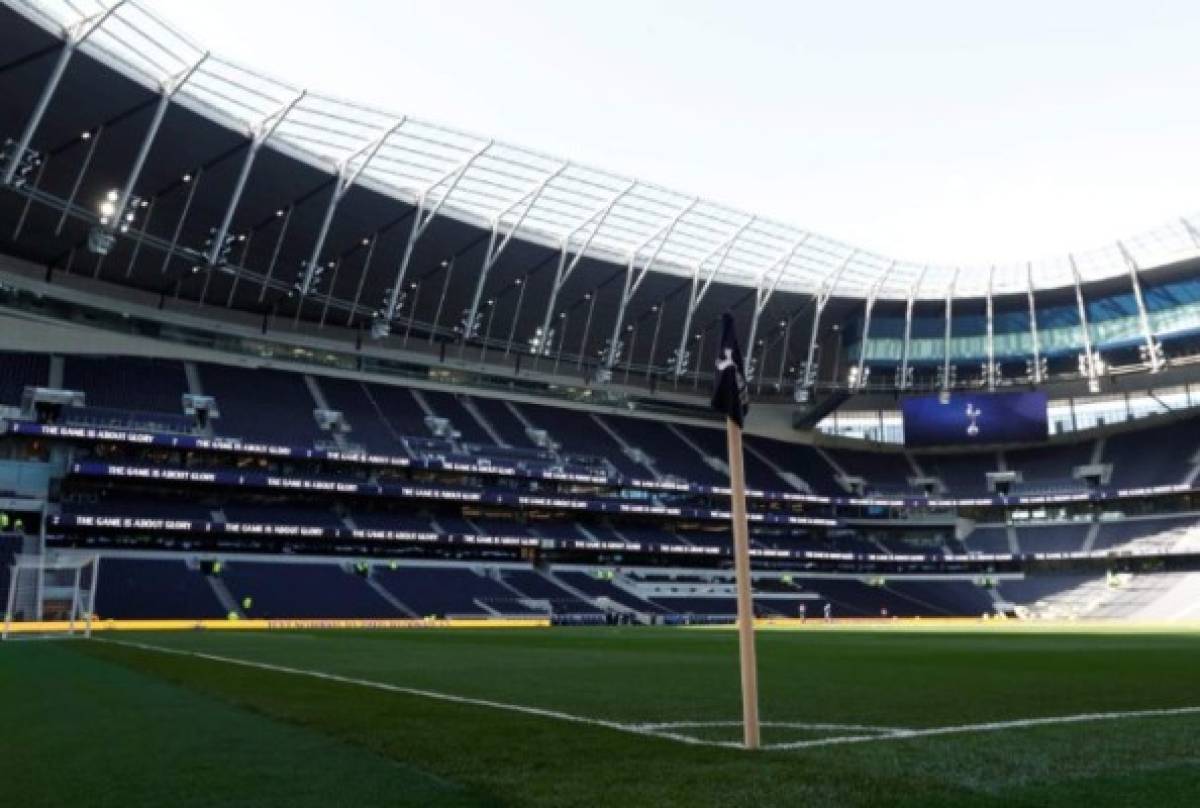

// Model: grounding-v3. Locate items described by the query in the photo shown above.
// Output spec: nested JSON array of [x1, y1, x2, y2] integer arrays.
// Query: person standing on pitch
[[824, 602, 832, 622]]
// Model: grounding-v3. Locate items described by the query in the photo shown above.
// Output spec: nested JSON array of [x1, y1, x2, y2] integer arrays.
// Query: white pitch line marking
[[632, 720, 909, 734], [763, 706, 1200, 751], [95, 638, 1200, 753], [95, 638, 742, 748]]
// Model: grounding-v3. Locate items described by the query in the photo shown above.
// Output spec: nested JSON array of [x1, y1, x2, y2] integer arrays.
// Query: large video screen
[[901, 391, 1048, 448]]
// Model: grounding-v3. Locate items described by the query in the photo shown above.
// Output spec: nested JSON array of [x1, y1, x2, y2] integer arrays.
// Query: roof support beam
[[941, 271, 958, 391], [535, 182, 636, 358], [2, 2, 125, 186], [604, 198, 698, 369], [110, 53, 210, 235], [645, 301, 666, 381], [56, 124, 103, 236], [744, 237, 807, 380], [898, 267, 927, 391], [378, 143, 491, 329], [258, 206, 293, 302], [801, 251, 856, 390], [672, 216, 755, 377], [985, 266, 996, 390], [343, 234, 380, 326], [1026, 262, 1043, 384], [1069, 255, 1100, 389], [208, 92, 307, 266], [852, 269, 890, 391], [462, 164, 567, 347], [159, 166, 203, 275], [577, 291, 598, 370], [429, 257, 457, 344], [1182, 217, 1200, 249], [297, 117, 404, 297], [124, 197, 156, 278], [1117, 241, 1163, 372], [504, 276, 529, 358]]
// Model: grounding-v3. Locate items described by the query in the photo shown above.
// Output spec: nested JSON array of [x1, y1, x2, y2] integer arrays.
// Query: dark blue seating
[[555, 571, 667, 613], [374, 566, 522, 616], [219, 562, 399, 618], [1104, 418, 1200, 489], [95, 558, 225, 619], [826, 447, 913, 492], [1006, 441, 1094, 491], [468, 397, 537, 448], [63, 356, 188, 413], [0, 352, 48, 405], [965, 527, 1010, 554], [601, 416, 725, 485], [420, 390, 492, 444], [1091, 516, 1200, 551], [501, 569, 601, 613], [743, 436, 843, 496], [199, 363, 323, 446], [1016, 524, 1089, 554], [517, 402, 645, 478], [318, 377, 407, 453]]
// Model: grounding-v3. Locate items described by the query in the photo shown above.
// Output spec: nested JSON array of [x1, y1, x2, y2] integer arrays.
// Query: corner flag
[[710, 313, 749, 428], [710, 312, 761, 750]]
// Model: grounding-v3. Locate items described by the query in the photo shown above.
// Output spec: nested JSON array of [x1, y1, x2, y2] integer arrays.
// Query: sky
[[142, 0, 1200, 267]]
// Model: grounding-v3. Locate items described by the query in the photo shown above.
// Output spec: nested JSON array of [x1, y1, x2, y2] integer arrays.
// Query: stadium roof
[[10, 0, 1200, 302]]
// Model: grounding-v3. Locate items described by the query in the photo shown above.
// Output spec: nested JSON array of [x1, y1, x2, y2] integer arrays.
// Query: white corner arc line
[[763, 706, 1200, 751]]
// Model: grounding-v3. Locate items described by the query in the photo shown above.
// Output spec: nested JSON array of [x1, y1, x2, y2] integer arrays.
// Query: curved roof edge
[[10, 0, 1200, 301]]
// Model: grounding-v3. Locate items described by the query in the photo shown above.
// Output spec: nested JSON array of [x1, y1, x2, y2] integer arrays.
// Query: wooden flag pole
[[725, 415, 761, 750]]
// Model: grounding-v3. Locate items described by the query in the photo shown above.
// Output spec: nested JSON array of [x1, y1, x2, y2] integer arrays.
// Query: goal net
[[3, 553, 99, 640]]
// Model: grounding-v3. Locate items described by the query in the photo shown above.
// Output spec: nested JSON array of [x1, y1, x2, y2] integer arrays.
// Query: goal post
[[3, 553, 99, 640]]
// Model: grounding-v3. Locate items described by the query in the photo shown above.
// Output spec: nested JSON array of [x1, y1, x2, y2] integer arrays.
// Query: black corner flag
[[710, 312, 749, 428]]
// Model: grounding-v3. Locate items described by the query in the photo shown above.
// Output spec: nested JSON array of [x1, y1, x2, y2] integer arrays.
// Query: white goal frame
[[3, 553, 99, 640]]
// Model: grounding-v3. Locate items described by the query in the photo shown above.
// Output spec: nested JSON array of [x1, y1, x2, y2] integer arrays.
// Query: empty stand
[[0, 352, 48, 405], [63, 356, 188, 413], [219, 562, 399, 618], [199, 363, 323, 445], [95, 558, 224, 619]]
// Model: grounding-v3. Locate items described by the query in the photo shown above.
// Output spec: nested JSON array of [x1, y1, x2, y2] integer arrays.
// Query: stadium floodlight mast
[[296, 117, 405, 299], [377, 142, 492, 335], [1, 1, 125, 187], [744, 236, 808, 381], [1116, 241, 1164, 373], [209, 91, 307, 267], [604, 198, 698, 369], [535, 181, 637, 360], [673, 216, 756, 378]]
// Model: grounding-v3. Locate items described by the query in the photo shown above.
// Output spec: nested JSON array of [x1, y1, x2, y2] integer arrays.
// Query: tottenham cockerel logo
[[965, 402, 981, 437], [716, 348, 749, 409]]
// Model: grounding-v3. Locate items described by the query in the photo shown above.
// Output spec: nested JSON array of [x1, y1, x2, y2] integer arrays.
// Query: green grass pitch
[[4, 624, 1200, 806]]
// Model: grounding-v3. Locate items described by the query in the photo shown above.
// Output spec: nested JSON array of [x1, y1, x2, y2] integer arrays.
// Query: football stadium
[[3, 1, 1200, 805]]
